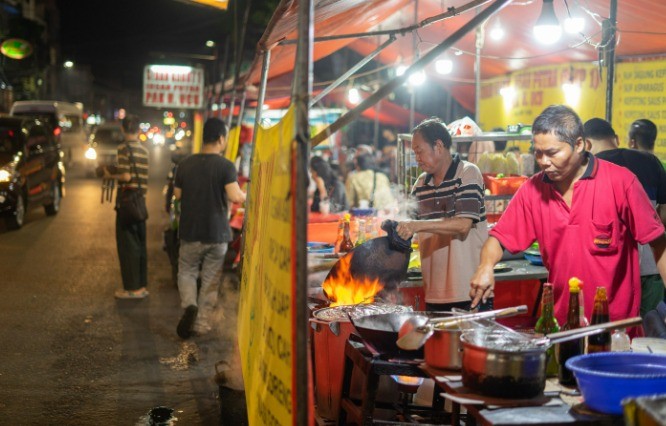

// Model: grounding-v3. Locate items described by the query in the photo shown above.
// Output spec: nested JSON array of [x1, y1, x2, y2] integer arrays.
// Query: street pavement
[[0, 147, 247, 425]]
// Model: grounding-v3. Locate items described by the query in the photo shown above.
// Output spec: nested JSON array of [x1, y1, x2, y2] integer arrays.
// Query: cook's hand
[[469, 264, 495, 309], [396, 221, 415, 240]]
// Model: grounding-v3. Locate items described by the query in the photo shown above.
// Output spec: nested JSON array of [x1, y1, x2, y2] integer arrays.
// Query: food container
[[566, 353, 666, 415], [424, 323, 463, 370]]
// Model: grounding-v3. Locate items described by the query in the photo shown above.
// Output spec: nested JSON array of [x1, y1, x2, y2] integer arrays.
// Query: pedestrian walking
[[104, 114, 150, 299], [174, 118, 246, 338]]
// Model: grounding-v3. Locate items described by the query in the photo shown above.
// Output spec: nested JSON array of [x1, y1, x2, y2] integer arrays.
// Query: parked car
[[0, 116, 65, 230], [84, 122, 124, 177], [10, 101, 87, 167]]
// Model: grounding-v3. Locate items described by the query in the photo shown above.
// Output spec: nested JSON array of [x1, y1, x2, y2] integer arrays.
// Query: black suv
[[0, 116, 65, 230]]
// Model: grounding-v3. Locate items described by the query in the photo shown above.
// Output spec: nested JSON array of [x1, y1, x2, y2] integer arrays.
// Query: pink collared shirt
[[491, 155, 664, 326]]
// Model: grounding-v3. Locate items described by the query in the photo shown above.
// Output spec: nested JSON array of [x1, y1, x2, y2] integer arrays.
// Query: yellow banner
[[479, 59, 666, 161], [225, 125, 241, 162], [613, 60, 666, 157], [238, 106, 296, 425]]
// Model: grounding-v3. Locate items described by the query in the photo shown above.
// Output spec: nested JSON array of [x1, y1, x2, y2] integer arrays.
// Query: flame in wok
[[323, 253, 383, 307]]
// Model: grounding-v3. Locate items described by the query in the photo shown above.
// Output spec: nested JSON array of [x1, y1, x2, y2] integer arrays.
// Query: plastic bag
[[448, 116, 482, 136]]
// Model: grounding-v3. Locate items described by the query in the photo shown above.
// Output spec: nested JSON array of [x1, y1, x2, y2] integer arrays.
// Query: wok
[[323, 237, 409, 292], [460, 317, 644, 399], [350, 311, 453, 358]]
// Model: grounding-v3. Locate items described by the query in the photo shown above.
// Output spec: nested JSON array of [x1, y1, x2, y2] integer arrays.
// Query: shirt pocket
[[587, 220, 618, 255]]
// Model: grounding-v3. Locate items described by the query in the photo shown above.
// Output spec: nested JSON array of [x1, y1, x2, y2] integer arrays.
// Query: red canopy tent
[[238, 0, 666, 112]]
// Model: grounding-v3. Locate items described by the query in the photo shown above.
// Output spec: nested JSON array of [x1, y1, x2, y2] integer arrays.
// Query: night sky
[[55, 0, 229, 90]]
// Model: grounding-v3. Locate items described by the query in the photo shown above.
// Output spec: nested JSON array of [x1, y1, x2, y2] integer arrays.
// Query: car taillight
[[54, 127, 61, 137]]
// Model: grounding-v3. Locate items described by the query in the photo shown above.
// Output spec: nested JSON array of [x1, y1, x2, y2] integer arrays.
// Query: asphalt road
[[0, 147, 248, 425]]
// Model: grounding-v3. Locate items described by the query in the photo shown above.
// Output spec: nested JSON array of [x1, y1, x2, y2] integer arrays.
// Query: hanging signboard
[[187, 0, 228, 10], [1, 38, 32, 60], [143, 65, 204, 109]]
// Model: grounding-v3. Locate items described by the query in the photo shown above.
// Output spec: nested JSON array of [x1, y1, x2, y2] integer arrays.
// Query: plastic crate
[[483, 173, 528, 195]]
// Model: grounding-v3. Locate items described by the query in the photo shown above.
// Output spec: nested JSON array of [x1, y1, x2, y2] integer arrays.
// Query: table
[[420, 365, 624, 426]]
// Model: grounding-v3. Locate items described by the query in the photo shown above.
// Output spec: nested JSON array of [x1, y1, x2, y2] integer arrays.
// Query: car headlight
[[85, 147, 97, 160], [0, 168, 13, 183]]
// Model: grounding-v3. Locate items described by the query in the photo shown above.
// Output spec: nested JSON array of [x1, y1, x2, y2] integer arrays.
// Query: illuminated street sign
[[143, 65, 204, 109], [1, 38, 33, 59]]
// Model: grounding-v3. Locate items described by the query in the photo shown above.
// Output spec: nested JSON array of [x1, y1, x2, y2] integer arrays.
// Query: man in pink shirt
[[470, 105, 666, 328]]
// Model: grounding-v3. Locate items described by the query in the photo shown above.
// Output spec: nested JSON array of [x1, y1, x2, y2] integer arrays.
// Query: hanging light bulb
[[533, 0, 561, 45], [408, 70, 426, 86], [348, 87, 361, 105], [564, 15, 585, 34], [489, 18, 505, 41], [436, 58, 453, 75]]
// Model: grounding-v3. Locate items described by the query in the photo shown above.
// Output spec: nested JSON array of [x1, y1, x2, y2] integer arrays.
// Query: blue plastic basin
[[307, 242, 334, 254], [523, 252, 543, 266], [565, 352, 666, 415]]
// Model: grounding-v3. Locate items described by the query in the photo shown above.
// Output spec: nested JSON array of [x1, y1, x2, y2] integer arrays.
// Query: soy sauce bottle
[[587, 286, 611, 353], [556, 278, 584, 386], [339, 213, 355, 253]]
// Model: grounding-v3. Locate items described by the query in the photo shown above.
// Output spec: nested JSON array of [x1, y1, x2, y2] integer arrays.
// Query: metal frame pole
[[311, 0, 512, 146], [604, 0, 618, 123], [293, 0, 312, 423]]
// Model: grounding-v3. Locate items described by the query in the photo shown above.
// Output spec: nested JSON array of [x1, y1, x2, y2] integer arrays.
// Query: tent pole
[[293, 0, 313, 423], [474, 14, 484, 123], [312, 0, 512, 146], [604, 0, 617, 123], [409, 0, 418, 131], [237, 90, 247, 127]]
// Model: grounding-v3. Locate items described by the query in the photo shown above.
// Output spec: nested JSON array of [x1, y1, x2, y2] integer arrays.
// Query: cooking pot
[[460, 317, 643, 399], [424, 322, 464, 370]]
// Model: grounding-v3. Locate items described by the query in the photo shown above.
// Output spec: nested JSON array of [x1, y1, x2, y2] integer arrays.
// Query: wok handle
[[546, 316, 643, 345], [435, 305, 528, 328]]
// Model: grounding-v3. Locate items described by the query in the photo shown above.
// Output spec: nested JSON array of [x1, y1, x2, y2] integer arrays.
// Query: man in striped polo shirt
[[396, 118, 490, 311], [105, 114, 150, 299]]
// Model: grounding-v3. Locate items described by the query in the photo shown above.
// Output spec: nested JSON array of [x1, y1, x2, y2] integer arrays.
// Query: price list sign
[[143, 65, 204, 109]]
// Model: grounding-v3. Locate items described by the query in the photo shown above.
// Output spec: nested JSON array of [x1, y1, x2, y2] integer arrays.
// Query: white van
[[10, 101, 88, 166]]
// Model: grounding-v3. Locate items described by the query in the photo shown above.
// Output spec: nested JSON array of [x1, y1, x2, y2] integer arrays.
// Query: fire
[[323, 253, 383, 307]]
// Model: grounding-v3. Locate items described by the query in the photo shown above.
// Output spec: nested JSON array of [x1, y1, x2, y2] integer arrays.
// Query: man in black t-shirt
[[173, 118, 246, 339], [584, 118, 666, 316]]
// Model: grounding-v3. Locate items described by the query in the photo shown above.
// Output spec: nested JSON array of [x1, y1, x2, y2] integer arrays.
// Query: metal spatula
[[396, 305, 528, 350]]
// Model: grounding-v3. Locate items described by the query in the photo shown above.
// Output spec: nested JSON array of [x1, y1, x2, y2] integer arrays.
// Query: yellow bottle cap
[[344, 213, 351, 222], [568, 277, 582, 292]]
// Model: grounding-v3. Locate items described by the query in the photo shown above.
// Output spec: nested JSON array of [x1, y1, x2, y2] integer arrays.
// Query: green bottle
[[534, 283, 560, 377]]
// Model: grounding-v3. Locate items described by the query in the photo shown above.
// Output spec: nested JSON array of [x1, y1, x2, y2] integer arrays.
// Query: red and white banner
[[143, 65, 204, 109]]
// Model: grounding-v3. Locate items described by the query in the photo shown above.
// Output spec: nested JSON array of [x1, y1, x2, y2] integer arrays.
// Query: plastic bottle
[[355, 219, 367, 247], [576, 279, 590, 328], [587, 286, 611, 354], [534, 283, 560, 377], [339, 213, 355, 253], [611, 329, 632, 352], [556, 278, 584, 386]]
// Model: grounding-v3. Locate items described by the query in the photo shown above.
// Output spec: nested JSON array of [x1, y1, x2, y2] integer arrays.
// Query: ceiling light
[[63, 60, 74, 68], [454, 49, 463, 56], [564, 16, 585, 34], [533, 0, 561, 45], [206, 40, 216, 48], [435, 59, 453, 75], [396, 65, 408, 77]]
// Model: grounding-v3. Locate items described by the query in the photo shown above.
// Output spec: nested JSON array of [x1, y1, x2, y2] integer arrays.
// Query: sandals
[[114, 289, 149, 299]]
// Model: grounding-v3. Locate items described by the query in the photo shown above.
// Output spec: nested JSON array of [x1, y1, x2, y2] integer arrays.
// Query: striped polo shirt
[[412, 154, 488, 303], [117, 140, 149, 195]]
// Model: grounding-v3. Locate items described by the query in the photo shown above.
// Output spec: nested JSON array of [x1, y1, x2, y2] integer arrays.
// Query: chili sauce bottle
[[556, 278, 584, 386], [587, 286, 611, 353], [534, 283, 560, 377], [339, 213, 355, 253]]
